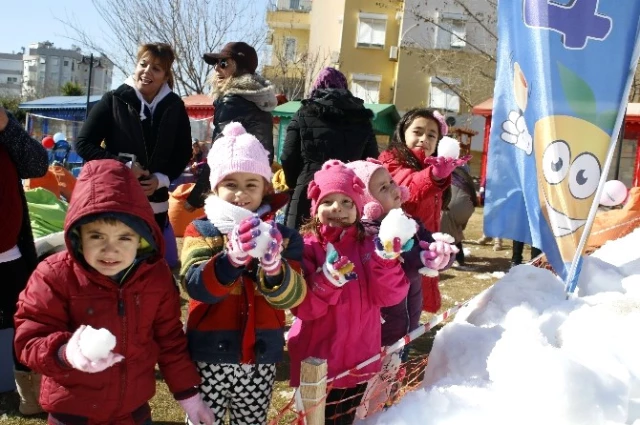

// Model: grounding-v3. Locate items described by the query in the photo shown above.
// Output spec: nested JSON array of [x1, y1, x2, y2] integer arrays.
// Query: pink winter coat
[[288, 225, 410, 389]]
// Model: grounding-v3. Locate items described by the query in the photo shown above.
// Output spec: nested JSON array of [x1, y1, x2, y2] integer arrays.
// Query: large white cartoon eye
[[542, 140, 570, 184], [569, 153, 600, 199]]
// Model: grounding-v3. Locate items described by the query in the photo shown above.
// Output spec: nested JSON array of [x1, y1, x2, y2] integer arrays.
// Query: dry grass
[[0, 208, 523, 424]]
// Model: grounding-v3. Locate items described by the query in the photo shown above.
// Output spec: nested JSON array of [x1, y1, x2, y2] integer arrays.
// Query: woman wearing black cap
[[185, 42, 277, 210]]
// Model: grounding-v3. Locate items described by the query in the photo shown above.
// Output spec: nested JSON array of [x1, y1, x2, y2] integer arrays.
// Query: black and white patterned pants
[[190, 362, 277, 425]]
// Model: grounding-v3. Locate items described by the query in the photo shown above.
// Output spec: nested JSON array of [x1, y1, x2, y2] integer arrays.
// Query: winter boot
[[14, 370, 44, 415]]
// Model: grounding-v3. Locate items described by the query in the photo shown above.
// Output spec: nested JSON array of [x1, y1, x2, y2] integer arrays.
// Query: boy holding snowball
[[14, 159, 213, 425]]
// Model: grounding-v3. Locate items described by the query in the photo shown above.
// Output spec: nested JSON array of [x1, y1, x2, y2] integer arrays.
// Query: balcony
[[268, 0, 311, 12], [267, 0, 311, 30]]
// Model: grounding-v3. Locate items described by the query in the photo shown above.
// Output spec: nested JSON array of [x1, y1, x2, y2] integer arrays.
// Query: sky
[[360, 228, 640, 425], [1, 0, 270, 89]]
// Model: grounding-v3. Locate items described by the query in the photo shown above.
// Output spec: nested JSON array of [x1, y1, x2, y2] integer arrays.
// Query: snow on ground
[[363, 229, 640, 425]]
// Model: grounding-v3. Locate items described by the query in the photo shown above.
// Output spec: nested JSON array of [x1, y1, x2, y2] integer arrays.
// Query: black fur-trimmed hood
[[212, 74, 277, 112]]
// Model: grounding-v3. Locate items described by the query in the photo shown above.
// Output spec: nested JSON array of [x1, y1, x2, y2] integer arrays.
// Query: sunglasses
[[212, 59, 229, 69]]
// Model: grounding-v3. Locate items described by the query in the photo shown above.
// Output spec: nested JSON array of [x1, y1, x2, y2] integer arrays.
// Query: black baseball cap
[[203, 42, 258, 74]]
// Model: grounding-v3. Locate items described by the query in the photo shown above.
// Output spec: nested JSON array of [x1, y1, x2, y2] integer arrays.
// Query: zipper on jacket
[[118, 287, 128, 415]]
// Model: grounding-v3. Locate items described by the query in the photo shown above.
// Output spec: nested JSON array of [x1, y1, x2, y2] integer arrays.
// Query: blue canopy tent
[[19, 95, 102, 142], [19, 96, 102, 171]]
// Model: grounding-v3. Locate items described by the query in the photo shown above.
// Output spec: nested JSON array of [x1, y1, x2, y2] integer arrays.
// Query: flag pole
[[565, 41, 640, 295]]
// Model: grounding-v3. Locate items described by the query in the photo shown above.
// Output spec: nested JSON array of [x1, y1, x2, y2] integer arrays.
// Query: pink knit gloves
[[419, 233, 459, 275], [63, 325, 124, 373], [260, 221, 283, 276], [178, 394, 215, 425], [425, 155, 472, 180], [226, 216, 261, 267], [323, 243, 358, 287]]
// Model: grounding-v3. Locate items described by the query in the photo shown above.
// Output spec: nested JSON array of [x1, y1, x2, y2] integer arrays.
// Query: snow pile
[[79, 326, 117, 361], [362, 228, 640, 425]]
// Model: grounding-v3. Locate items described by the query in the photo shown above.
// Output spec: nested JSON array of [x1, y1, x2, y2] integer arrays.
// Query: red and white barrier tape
[[327, 299, 472, 383]]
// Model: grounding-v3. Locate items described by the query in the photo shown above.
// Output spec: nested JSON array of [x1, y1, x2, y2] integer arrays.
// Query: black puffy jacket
[[74, 83, 192, 204], [186, 74, 277, 208], [281, 89, 379, 229]]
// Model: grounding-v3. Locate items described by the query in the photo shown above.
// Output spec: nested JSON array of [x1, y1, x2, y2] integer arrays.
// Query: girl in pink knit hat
[[347, 158, 458, 418], [180, 122, 307, 425], [287, 159, 452, 424]]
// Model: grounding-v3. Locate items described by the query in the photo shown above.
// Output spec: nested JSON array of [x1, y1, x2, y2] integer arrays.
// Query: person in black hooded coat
[[281, 68, 379, 229]]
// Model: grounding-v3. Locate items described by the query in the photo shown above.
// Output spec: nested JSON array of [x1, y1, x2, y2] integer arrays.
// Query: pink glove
[[227, 216, 261, 268], [419, 233, 459, 272], [64, 325, 124, 373], [424, 155, 472, 180], [178, 393, 215, 425], [260, 221, 284, 276]]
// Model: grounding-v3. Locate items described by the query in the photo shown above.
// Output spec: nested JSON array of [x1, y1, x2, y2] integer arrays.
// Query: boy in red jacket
[[14, 159, 213, 425]]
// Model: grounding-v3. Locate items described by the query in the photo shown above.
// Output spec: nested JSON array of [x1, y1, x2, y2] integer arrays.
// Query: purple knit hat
[[208, 122, 272, 189], [307, 160, 365, 216], [310, 67, 348, 98]]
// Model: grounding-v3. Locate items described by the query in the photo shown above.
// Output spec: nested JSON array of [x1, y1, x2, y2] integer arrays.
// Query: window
[[51, 56, 59, 66], [7, 77, 18, 83], [357, 14, 387, 48], [351, 74, 381, 104], [429, 80, 460, 113], [39, 57, 46, 64], [64, 60, 69, 66], [284, 37, 297, 61], [450, 21, 467, 48], [436, 16, 467, 49], [289, 0, 299, 9]]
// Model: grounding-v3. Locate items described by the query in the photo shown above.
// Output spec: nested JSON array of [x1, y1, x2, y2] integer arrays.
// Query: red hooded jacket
[[378, 149, 451, 233], [14, 159, 200, 422]]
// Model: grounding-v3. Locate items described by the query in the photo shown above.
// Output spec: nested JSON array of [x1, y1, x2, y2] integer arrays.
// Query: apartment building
[[263, 0, 313, 100], [265, 0, 496, 115], [22, 41, 113, 99], [394, 0, 497, 113], [0, 53, 23, 97]]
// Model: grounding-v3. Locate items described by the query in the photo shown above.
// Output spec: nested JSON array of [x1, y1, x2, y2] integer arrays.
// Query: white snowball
[[437, 136, 461, 159], [246, 220, 273, 258], [379, 208, 417, 246], [79, 326, 116, 362]]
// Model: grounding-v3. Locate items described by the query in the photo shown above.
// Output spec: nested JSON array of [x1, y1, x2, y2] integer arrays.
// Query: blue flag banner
[[484, 0, 640, 292]]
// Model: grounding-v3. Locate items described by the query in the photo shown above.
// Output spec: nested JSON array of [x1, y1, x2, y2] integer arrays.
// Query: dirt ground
[[0, 207, 529, 424]]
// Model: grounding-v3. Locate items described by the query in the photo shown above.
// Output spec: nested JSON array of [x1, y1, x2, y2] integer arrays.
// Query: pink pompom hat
[[346, 158, 409, 220], [208, 122, 272, 189], [307, 160, 366, 216]]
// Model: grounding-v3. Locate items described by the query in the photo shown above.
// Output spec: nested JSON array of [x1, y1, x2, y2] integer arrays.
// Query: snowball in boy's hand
[[379, 208, 417, 245], [437, 136, 461, 159], [78, 326, 116, 362], [246, 220, 273, 258]]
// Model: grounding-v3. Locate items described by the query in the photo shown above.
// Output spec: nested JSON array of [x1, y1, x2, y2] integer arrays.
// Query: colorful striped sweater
[[180, 210, 306, 365]]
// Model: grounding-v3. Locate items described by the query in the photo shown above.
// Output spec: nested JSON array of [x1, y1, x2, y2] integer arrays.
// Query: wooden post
[[299, 357, 327, 425]]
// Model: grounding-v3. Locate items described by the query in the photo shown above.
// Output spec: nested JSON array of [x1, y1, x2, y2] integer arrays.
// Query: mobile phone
[[118, 153, 136, 164]]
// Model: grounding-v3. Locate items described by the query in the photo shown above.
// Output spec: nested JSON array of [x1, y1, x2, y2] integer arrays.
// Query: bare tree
[[59, 0, 267, 96], [264, 37, 329, 100], [392, 0, 498, 110]]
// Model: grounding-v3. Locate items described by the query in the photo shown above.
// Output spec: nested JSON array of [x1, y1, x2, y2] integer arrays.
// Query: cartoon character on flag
[[495, 0, 622, 265]]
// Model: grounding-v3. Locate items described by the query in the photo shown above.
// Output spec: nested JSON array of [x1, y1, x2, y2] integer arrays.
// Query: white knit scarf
[[204, 195, 271, 234]]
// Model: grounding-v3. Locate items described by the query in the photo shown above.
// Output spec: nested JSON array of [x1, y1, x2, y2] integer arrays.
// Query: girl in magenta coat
[[287, 160, 411, 424]]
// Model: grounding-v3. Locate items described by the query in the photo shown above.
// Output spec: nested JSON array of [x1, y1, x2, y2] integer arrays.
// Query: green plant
[[0, 96, 26, 123], [60, 82, 84, 96]]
